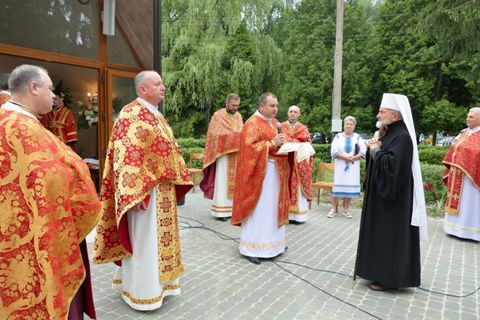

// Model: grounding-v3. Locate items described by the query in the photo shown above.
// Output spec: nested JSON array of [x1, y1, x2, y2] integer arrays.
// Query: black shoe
[[247, 256, 261, 265], [218, 217, 228, 222], [285, 245, 289, 251]]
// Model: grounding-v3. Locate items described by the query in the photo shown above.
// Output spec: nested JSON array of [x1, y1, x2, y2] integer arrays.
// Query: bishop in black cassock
[[354, 93, 427, 291]]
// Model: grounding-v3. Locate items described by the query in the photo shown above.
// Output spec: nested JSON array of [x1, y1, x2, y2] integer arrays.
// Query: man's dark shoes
[[247, 256, 261, 265], [218, 217, 228, 222], [368, 282, 389, 291]]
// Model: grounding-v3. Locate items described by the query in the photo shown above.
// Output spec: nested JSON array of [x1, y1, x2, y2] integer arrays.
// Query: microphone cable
[[178, 215, 480, 315]]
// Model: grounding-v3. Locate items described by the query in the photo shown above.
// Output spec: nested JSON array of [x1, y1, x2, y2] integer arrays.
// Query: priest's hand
[[368, 140, 382, 150], [273, 133, 286, 147]]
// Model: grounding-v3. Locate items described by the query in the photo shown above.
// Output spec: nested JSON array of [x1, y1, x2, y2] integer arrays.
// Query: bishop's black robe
[[354, 120, 421, 288]]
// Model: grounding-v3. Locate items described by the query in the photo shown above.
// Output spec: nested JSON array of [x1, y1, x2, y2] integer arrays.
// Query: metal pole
[[331, 0, 344, 133]]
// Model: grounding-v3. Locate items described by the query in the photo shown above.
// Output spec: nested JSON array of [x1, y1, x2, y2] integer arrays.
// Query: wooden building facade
[[0, 0, 159, 186]]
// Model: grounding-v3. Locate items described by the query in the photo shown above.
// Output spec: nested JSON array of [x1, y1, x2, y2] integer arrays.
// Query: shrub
[[312, 144, 331, 162], [421, 163, 446, 216], [176, 140, 448, 210], [177, 138, 205, 168], [418, 145, 449, 165]]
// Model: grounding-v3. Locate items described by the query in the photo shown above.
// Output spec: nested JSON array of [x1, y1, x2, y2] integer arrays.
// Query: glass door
[[105, 69, 137, 135]]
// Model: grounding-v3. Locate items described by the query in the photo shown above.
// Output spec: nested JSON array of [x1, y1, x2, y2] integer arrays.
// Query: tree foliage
[[160, 0, 480, 138], [162, 0, 284, 137]]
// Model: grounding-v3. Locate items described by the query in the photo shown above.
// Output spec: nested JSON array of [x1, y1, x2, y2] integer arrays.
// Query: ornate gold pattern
[[231, 115, 291, 227], [121, 284, 180, 305], [203, 108, 243, 169], [93, 100, 192, 278], [443, 130, 480, 215], [0, 109, 101, 319], [156, 183, 184, 283], [226, 153, 237, 199], [240, 239, 286, 250]]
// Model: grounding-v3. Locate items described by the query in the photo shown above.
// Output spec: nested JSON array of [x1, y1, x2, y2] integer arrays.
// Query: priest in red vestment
[[231, 92, 292, 265], [200, 93, 243, 221], [41, 93, 78, 150], [0, 65, 101, 320], [281, 105, 314, 223], [443, 107, 480, 241], [93, 70, 193, 311]]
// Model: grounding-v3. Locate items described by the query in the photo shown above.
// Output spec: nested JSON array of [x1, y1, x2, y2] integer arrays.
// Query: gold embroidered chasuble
[[281, 121, 314, 207], [0, 109, 101, 320], [443, 129, 480, 215], [201, 108, 243, 199], [40, 105, 78, 144], [231, 114, 292, 227], [93, 100, 192, 283]]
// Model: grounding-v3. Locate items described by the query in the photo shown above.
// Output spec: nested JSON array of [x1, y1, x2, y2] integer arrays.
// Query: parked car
[[311, 132, 327, 144], [437, 136, 456, 146]]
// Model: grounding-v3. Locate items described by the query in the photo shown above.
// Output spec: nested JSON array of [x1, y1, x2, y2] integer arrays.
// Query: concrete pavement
[[88, 191, 480, 320]]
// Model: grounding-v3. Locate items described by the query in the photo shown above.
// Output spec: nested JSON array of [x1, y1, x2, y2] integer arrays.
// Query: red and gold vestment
[[93, 100, 192, 283], [231, 115, 291, 227], [201, 108, 243, 199], [282, 121, 314, 205], [443, 129, 480, 215], [0, 109, 101, 320], [40, 105, 77, 145]]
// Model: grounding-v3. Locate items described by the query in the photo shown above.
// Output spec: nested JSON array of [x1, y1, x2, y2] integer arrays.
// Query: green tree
[[375, 0, 478, 135], [419, 99, 467, 143], [161, 0, 284, 137], [420, 0, 480, 102], [272, 0, 378, 135]]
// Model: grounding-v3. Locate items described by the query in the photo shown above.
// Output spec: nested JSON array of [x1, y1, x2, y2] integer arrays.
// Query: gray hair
[[8, 65, 48, 94], [344, 115, 357, 125], [469, 107, 480, 114], [134, 70, 158, 93]]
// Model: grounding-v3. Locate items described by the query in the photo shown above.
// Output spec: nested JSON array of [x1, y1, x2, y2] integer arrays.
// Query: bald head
[[134, 70, 165, 105], [467, 107, 480, 129], [8, 64, 55, 115], [287, 105, 301, 123]]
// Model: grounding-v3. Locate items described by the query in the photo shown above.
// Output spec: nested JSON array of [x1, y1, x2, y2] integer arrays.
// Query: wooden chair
[[188, 152, 204, 192], [311, 162, 334, 205]]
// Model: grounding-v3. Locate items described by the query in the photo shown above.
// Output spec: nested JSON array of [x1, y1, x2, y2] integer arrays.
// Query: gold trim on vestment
[[156, 183, 184, 283], [289, 206, 308, 215], [444, 220, 480, 236], [121, 284, 180, 305], [226, 153, 237, 199], [212, 208, 233, 213], [240, 239, 286, 250]]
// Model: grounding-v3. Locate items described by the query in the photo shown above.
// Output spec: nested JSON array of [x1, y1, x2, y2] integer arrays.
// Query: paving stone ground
[[87, 191, 480, 320]]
